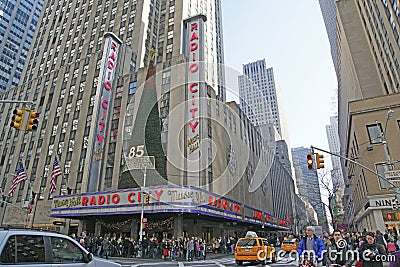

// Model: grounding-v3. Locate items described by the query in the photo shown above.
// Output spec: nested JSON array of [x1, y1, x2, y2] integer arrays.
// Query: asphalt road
[[110, 253, 298, 267]]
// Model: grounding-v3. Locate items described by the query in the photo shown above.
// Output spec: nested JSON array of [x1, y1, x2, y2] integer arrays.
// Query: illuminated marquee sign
[[52, 186, 242, 216], [88, 32, 122, 191]]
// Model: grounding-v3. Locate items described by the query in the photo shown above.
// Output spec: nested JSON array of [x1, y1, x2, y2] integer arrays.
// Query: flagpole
[[23, 162, 33, 229]]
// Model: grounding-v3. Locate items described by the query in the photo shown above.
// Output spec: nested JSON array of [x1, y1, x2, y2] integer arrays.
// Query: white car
[[0, 227, 121, 267]]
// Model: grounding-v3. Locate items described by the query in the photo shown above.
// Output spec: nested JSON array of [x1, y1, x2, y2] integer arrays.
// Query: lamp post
[[139, 166, 147, 243], [379, 109, 395, 170]]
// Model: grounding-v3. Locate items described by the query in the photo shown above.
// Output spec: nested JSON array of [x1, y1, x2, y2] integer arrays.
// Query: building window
[[367, 123, 383, 144]]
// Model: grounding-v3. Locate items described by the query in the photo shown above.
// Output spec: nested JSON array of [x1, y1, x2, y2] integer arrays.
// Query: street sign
[[392, 198, 400, 210], [385, 170, 400, 181], [126, 156, 155, 170]]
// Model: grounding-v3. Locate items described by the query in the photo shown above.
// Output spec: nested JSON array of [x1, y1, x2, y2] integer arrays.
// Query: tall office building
[[326, 116, 345, 217], [318, 0, 338, 74], [0, 0, 43, 92], [319, 0, 400, 230], [326, 116, 344, 189], [0, 0, 294, 237], [291, 147, 328, 231], [238, 59, 282, 136]]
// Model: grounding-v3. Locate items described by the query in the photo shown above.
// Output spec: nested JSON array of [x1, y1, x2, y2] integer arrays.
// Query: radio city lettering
[[253, 210, 263, 220], [186, 21, 201, 153], [96, 40, 119, 147], [208, 195, 242, 214]]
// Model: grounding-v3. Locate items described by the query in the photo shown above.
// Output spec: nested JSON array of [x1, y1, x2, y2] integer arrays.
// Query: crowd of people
[[296, 226, 400, 267], [73, 231, 240, 261]]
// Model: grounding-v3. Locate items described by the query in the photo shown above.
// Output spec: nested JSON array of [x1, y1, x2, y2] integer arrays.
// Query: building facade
[[319, 0, 400, 228], [291, 147, 329, 231], [0, 0, 293, 239], [346, 94, 400, 232], [0, 0, 43, 92]]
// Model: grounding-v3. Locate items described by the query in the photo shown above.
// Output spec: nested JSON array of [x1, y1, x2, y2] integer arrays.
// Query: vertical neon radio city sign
[[183, 15, 207, 185], [88, 32, 122, 192]]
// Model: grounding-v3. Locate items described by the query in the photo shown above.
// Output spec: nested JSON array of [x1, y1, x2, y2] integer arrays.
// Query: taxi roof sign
[[245, 231, 258, 238]]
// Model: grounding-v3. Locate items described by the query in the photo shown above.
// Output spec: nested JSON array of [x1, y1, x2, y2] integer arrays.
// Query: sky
[[221, 0, 338, 152]]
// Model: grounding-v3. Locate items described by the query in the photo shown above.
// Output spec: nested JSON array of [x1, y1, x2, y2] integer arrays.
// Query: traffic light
[[10, 108, 25, 130], [26, 110, 39, 131], [144, 194, 150, 204], [307, 153, 314, 170], [387, 213, 397, 221], [316, 153, 325, 169]]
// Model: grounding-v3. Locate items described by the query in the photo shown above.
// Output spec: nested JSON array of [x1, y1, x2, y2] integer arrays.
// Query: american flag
[[50, 156, 62, 195], [7, 163, 28, 197]]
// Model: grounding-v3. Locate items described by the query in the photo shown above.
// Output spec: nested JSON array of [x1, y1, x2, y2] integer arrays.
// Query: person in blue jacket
[[298, 226, 326, 267]]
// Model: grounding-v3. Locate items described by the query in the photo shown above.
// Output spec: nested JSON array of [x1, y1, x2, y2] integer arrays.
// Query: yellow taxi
[[280, 238, 299, 252], [234, 232, 276, 265]]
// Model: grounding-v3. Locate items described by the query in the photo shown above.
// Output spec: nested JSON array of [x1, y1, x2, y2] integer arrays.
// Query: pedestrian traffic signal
[[10, 108, 25, 130], [307, 153, 314, 170], [316, 153, 325, 169], [387, 213, 396, 221], [144, 194, 150, 204], [28, 205, 33, 214], [26, 110, 39, 131]]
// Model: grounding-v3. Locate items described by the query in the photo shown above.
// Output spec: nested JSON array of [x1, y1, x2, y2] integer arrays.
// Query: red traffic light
[[26, 110, 39, 131]]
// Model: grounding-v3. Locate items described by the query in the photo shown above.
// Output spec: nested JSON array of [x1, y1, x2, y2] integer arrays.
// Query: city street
[[110, 253, 298, 267]]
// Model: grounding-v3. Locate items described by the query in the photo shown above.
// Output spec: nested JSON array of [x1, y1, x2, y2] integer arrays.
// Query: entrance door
[[202, 227, 213, 242]]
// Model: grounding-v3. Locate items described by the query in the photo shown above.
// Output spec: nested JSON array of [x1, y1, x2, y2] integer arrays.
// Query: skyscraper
[[238, 59, 282, 136], [318, 0, 338, 74], [291, 147, 328, 231], [0, 0, 43, 92], [326, 116, 345, 217], [326, 116, 344, 188]]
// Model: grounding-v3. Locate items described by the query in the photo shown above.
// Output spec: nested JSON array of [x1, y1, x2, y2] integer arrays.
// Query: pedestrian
[[375, 230, 387, 252], [359, 232, 386, 267], [298, 226, 325, 267], [325, 230, 355, 267], [102, 237, 111, 259], [187, 238, 195, 261]]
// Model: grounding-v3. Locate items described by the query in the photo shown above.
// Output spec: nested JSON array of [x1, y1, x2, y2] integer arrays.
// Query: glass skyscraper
[[0, 0, 43, 92]]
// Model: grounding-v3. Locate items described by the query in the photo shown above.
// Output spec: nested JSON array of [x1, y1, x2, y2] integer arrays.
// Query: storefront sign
[[88, 32, 122, 192], [369, 196, 397, 207]]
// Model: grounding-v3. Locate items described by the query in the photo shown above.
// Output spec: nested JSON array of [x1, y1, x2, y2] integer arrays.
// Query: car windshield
[[237, 239, 257, 247]]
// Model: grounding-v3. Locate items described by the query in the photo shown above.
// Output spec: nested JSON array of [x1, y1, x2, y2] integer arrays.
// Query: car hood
[[92, 256, 122, 267]]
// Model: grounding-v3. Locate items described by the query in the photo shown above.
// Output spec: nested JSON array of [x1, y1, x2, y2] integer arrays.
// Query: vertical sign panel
[[88, 33, 122, 192], [183, 15, 207, 186]]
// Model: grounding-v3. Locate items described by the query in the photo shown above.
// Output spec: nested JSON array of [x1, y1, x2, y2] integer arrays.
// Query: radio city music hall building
[[0, 0, 295, 239]]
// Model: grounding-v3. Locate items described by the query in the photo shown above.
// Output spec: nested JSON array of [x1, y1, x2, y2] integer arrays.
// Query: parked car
[[0, 227, 121, 267], [234, 232, 276, 265]]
